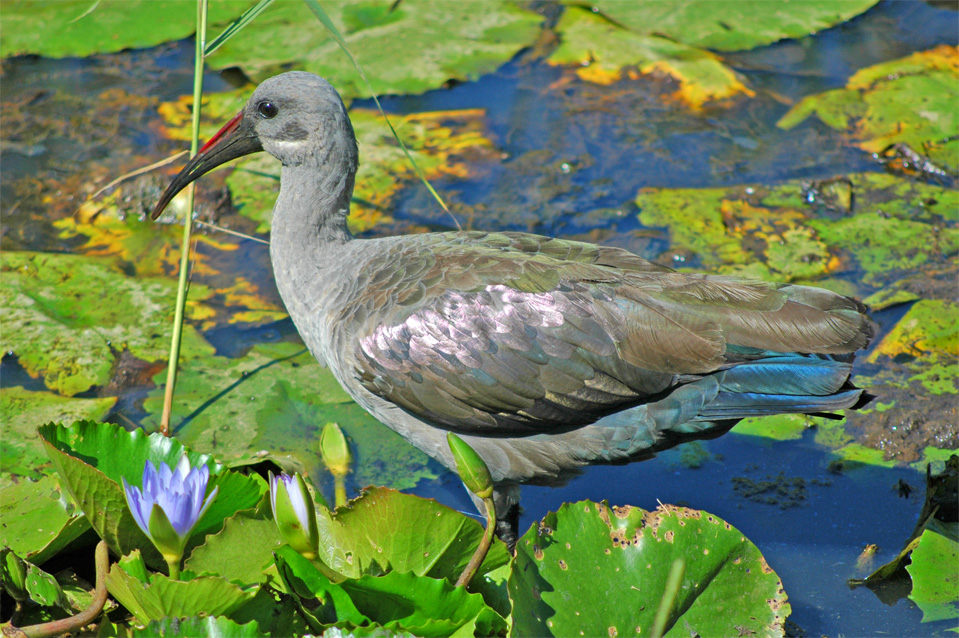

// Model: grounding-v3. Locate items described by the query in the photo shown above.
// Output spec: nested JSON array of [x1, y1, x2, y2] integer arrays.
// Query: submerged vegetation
[[1, 0, 957, 635]]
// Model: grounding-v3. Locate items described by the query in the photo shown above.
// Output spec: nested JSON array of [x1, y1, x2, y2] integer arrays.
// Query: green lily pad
[[906, 521, 959, 624], [0, 474, 90, 565], [313, 488, 510, 595], [275, 545, 506, 636], [184, 507, 282, 586], [106, 550, 260, 624], [134, 616, 265, 638], [509, 501, 790, 637], [866, 300, 958, 396], [779, 45, 959, 171], [39, 421, 264, 568], [549, 6, 752, 107], [1, 387, 115, 480], [141, 342, 438, 492], [0, 1, 247, 58], [585, 0, 879, 52], [204, 0, 542, 98], [1, 251, 215, 396]]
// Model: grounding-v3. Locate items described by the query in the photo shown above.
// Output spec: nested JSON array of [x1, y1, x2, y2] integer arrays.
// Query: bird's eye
[[257, 101, 279, 118]]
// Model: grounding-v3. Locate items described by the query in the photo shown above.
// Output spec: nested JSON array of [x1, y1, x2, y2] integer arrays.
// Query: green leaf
[[0, 549, 71, 611], [549, 6, 752, 107], [906, 521, 959, 624], [134, 616, 265, 638], [1, 387, 115, 480], [1, 251, 215, 396], [204, 0, 543, 99], [509, 501, 790, 637], [583, 0, 879, 52], [275, 546, 507, 636], [39, 421, 264, 568], [184, 508, 282, 585], [0, 474, 90, 565], [0, 1, 249, 58], [778, 45, 959, 171], [106, 550, 260, 624]]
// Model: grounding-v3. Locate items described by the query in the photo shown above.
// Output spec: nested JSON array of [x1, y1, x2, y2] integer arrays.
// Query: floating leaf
[[549, 6, 752, 107], [906, 521, 959, 623], [585, 0, 879, 52], [141, 342, 438, 492], [1, 251, 215, 396], [0, 549, 70, 612], [509, 501, 789, 637], [204, 0, 543, 98], [1, 387, 115, 480], [0, 474, 90, 565], [779, 45, 959, 171], [0, 1, 248, 58]]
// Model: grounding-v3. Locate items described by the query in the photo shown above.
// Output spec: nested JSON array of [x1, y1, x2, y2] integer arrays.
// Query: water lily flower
[[122, 456, 218, 578], [269, 472, 319, 560]]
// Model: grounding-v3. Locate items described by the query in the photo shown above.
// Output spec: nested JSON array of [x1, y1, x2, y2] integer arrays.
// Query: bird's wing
[[341, 231, 872, 435]]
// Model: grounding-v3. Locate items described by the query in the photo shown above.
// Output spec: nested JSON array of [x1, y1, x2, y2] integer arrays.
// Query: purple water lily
[[122, 456, 218, 577]]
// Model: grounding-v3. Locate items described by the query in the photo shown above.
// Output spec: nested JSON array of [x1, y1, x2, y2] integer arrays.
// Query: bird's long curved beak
[[151, 110, 263, 220]]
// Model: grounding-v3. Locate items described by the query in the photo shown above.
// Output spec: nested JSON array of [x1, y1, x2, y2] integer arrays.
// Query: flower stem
[[455, 495, 496, 588], [166, 556, 182, 581]]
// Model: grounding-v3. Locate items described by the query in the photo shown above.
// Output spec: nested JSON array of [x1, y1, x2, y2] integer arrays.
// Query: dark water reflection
[[2, 1, 957, 635]]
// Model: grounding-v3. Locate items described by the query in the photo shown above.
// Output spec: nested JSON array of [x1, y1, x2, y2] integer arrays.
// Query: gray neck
[[271, 160, 356, 252]]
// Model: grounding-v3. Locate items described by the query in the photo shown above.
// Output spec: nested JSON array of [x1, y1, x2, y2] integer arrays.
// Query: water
[[2, 1, 956, 635]]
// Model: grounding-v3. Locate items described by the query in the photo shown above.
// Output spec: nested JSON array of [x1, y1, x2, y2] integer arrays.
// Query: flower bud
[[269, 472, 320, 560], [447, 433, 494, 499]]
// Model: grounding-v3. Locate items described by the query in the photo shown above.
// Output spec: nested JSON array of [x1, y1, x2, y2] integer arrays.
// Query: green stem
[[159, 0, 208, 436], [166, 555, 182, 581], [333, 475, 347, 509], [455, 496, 496, 588]]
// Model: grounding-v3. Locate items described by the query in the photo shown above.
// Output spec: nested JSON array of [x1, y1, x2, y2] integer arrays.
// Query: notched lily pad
[[0, 474, 90, 565], [509, 501, 790, 637], [779, 45, 959, 172]]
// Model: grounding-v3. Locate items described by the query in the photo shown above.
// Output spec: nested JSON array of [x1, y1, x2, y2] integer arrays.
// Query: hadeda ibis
[[152, 72, 875, 543]]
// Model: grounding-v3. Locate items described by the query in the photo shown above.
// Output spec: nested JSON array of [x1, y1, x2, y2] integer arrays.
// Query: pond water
[[2, 1, 956, 635]]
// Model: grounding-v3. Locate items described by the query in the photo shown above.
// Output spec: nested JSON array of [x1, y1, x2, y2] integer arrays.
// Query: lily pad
[[204, 0, 543, 98], [0, 1, 247, 58], [509, 501, 790, 637], [133, 616, 265, 638], [906, 521, 959, 624], [106, 550, 260, 625], [184, 508, 282, 586], [1, 251, 215, 396], [778, 45, 959, 171], [866, 300, 958, 396], [275, 545, 506, 636], [141, 342, 438, 492], [549, 6, 753, 107], [583, 0, 879, 52], [1, 387, 115, 480], [0, 474, 90, 565]]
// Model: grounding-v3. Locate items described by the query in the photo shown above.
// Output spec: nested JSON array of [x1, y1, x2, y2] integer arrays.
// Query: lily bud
[[447, 433, 494, 499], [319, 422, 351, 478], [269, 472, 320, 560]]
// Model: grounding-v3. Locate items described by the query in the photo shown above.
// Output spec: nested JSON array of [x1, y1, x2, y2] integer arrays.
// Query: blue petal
[[122, 477, 153, 539]]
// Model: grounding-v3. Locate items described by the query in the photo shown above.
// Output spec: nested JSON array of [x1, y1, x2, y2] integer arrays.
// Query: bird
[[152, 71, 875, 544]]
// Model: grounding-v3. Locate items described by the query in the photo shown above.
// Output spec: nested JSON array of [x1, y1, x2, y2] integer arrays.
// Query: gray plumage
[[152, 72, 875, 542]]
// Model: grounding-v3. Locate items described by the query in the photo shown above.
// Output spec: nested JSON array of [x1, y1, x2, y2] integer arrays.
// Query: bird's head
[[151, 71, 357, 220]]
